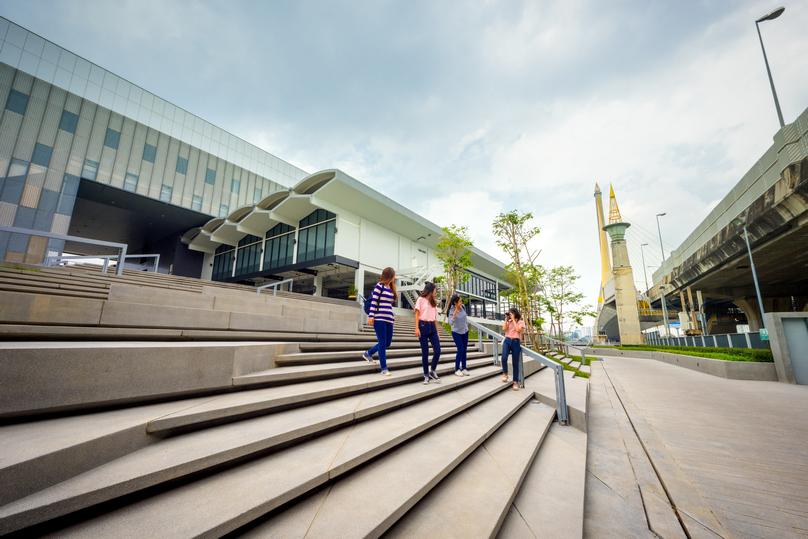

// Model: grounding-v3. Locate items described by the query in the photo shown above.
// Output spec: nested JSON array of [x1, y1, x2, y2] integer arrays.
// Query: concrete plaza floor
[[597, 355, 808, 539]]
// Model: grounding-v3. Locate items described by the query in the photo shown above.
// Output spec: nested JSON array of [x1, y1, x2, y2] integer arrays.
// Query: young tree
[[435, 225, 474, 312], [492, 211, 542, 347], [545, 265, 596, 343]]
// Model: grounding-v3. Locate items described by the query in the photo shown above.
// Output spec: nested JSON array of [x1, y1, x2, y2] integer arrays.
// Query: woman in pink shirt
[[414, 282, 441, 385], [501, 307, 526, 391]]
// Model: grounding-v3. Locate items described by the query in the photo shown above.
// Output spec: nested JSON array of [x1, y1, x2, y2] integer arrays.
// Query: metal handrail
[[0, 225, 127, 276], [468, 319, 569, 425], [45, 253, 160, 273], [257, 278, 293, 296], [538, 334, 587, 365]]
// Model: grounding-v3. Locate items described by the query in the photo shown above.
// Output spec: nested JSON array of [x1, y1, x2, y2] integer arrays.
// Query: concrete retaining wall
[[0, 341, 300, 418], [584, 347, 778, 382]]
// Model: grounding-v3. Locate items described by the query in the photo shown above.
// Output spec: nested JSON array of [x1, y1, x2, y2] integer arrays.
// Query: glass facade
[[235, 234, 261, 275], [263, 222, 295, 271], [211, 243, 234, 281], [0, 16, 308, 264], [297, 209, 336, 263]]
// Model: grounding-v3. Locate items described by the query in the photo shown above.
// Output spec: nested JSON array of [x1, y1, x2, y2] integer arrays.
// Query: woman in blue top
[[447, 294, 470, 377], [363, 267, 397, 376]]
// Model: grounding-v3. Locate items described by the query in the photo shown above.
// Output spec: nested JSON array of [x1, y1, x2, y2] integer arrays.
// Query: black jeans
[[418, 320, 441, 376]]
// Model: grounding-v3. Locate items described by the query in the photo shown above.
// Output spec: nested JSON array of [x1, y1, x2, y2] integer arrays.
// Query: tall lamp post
[[659, 285, 671, 339], [756, 7, 786, 128], [640, 243, 649, 294], [732, 216, 768, 335]]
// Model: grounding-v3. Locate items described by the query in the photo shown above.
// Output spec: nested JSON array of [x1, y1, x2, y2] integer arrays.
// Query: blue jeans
[[501, 337, 521, 381], [452, 331, 468, 370], [368, 321, 393, 370], [418, 321, 441, 376]]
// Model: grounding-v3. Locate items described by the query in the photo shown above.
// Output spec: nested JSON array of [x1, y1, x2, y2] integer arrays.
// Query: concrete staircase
[[0, 264, 594, 538]]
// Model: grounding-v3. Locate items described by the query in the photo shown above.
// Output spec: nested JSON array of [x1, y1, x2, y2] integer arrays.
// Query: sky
[[2, 0, 806, 323]]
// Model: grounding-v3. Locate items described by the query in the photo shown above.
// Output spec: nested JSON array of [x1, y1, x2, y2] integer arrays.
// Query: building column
[[313, 274, 323, 297], [354, 266, 365, 303], [603, 222, 644, 345], [201, 252, 214, 280], [734, 297, 762, 332]]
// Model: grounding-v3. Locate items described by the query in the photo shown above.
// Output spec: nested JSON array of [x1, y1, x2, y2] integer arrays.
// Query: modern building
[[0, 16, 511, 317]]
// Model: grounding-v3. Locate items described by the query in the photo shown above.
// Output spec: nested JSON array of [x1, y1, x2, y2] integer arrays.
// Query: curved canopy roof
[[182, 169, 507, 277]]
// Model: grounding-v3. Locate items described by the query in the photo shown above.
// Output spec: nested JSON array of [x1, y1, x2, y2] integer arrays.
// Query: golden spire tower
[[594, 184, 612, 307]]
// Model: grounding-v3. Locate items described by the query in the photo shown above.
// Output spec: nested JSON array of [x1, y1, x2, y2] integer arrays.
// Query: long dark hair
[[420, 282, 437, 307], [380, 267, 398, 300], [447, 294, 463, 315], [507, 307, 522, 321]]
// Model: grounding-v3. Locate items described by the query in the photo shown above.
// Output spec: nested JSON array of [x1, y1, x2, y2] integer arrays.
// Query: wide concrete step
[[297, 339, 459, 352], [0, 364, 505, 535], [234, 351, 493, 386], [276, 344, 476, 366], [148, 360, 499, 434], [241, 389, 540, 539], [385, 401, 555, 539], [498, 422, 588, 539], [23, 374, 524, 537]]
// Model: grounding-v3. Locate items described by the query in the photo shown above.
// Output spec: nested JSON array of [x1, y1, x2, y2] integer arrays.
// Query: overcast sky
[[2, 1, 807, 321]]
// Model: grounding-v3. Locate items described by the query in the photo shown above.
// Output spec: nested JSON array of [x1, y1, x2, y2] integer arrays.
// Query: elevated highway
[[649, 106, 808, 332]]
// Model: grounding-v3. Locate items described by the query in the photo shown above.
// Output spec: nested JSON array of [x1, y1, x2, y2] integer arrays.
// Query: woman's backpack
[[363, 284, 383, 316]]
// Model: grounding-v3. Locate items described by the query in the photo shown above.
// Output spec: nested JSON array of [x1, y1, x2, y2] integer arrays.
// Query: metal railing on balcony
[[0, 225, 128, 276]]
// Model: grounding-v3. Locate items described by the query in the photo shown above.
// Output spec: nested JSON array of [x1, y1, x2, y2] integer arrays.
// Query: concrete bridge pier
[[735, 296, 808, 332], [603, 222, 644, 345]]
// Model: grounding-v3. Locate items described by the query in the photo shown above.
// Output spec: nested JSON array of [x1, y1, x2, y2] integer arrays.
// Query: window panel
[[254, 187, 261, 201], [191, 195, 202, 212], [160, 184, 172, 202], [231, 178, 239, 194], [205, 167, 215, 185], [142, 143, 157, 163], [103, 128, 120, 150], [58, 110, 78, 134], [81, 159, 98, 180], [5, 89, 28, 115], [176, 156, 188, 175], [219, 203, 228, 217], [31, 143, 53, 167], [315, 223, 326, 259], [297, 228, 308, 262], [123, 173, 138, 192], [325, 220, 335, 257]]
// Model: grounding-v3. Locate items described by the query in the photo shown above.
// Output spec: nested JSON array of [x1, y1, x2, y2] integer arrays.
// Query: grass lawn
[[613, 344, 773, 362]]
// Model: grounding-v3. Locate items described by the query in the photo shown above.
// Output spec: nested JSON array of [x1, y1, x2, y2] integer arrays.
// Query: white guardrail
[[256, 278, 294, 296]]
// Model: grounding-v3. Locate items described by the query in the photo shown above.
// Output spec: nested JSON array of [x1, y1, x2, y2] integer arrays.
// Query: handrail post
[[117, 246, 127, 276]]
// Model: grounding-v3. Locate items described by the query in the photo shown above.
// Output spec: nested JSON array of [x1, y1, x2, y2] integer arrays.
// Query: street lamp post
[[659, 285, 671, 339], [732, 216, 768, 334], [756, 7, 786, 128], [640, 243, 649, 294]]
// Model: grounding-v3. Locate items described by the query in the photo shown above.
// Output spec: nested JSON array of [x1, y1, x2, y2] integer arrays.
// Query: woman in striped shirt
[[363, 267, 397, 376]]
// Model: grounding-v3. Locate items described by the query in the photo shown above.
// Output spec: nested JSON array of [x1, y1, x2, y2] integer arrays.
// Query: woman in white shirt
[[415, 282, 441, 385]]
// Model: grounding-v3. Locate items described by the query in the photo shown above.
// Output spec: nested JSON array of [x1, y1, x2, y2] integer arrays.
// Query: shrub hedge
[[616, 344, 773, 362]]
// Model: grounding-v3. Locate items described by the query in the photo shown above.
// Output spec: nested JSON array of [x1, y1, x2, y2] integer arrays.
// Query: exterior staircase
[[0, 262, 593, 538], [396, 264, 447, 310]]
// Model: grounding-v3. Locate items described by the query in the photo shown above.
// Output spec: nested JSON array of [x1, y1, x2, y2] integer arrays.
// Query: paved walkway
[[598, 356, 808, 539]]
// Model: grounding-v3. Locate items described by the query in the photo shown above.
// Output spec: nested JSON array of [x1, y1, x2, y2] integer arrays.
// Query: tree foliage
[[435, 224, 474, 311], [492, 210, 542, 347], [542, 265, 596, 342]]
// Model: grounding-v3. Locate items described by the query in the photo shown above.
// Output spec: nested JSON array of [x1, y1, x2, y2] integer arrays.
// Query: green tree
[[492, 210, 542, 347], [435, 225, 474, 312], [545, 265, 596, 343]]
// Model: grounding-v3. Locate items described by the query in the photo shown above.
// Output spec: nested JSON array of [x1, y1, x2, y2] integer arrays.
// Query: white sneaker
[[455, 370, 463, 377], [462, 369, 469, 376]]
